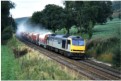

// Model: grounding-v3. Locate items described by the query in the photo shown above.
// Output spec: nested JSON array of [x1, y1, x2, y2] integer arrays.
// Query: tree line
[[1, 1, 16, 44], [31, 1, 113, 39]]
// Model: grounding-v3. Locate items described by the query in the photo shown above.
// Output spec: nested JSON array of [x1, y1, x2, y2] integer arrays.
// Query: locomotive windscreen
[[72, 39, 84, 46]]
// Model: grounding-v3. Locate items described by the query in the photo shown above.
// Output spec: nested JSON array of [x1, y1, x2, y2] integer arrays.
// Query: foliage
[[97, 53, 113, 63], [31, 4, 64, 32], [86, 36, 120, 65], [85, 18, 121, 68], [11, 17, 17, 32], [69, 25, 78, 34], [65, 1, 113, 38], [63, 1, 77, 34], [1, 1, 15, 31], [118, 13, 121, 19], [1, 26, 13, 42], [31, 1, 113, 38], [55, 28, 67, 34], [112, 44, 121, 68], [1, 1, 16, 44], [2, 36, 83, 80]]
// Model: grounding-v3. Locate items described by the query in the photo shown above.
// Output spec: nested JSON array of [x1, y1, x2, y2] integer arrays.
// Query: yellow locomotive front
[[69, 37, 86, 56]]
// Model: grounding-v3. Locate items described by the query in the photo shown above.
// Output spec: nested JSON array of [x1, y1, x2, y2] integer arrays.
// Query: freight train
[[21, 32, 86, 58]]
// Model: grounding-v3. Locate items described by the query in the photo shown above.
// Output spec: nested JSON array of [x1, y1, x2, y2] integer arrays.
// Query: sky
[[9, 0, 115, 18], [10, 0, 64, 18]]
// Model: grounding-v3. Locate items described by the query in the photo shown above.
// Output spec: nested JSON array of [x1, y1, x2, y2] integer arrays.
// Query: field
[[92, 18, 121, 39], [1, 36, 87, 80]]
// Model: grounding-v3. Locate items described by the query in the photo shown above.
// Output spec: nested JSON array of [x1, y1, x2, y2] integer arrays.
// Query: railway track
[[83, 60, 121, 77], [17, 36, 121, 80]]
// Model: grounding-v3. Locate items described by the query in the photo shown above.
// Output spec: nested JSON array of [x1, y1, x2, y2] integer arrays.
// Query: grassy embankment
[[1, 36, 88, 80], [55, 18, 121, 69], [87, 18, 121, 68]]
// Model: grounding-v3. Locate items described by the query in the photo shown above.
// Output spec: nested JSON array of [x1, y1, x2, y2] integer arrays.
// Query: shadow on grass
[[12, 48, 28, 58]]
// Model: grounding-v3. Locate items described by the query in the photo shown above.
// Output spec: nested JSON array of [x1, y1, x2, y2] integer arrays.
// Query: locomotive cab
[[70, 37, 85, 54], [60, 36, 86, 57]]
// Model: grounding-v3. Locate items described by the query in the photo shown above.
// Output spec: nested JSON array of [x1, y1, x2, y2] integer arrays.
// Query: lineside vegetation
[[1, 36, 88, 80], [56, 18, 121, 69]]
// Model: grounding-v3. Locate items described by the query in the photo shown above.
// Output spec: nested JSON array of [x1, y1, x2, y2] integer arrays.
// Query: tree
[[64, 1, 113, 38], [43, 4, 64, 32], [1, 1, 15, 31], [31, 1, 113, 38], [31, 11, 42, 24], [31, 4, 64, 32], [63, 1, 77, 34], [1, 1, 15, 44]]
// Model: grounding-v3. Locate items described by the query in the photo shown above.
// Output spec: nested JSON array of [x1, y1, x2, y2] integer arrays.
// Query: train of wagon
[[21, 32, 86, 58]]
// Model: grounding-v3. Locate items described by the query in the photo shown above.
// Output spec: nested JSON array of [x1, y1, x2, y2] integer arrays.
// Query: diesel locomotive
[[21, 32, 86, 58]]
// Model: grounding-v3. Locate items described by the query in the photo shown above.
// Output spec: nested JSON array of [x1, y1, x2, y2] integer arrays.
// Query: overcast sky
[[10, 0, 64, 18], [10, 0, 115, 18]]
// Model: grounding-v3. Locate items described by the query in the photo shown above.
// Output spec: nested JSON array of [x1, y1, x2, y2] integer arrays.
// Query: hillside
[[112, 1, 121, 11], [112, 1, 121, 18], [92, 18, 121, 39], [15, 17, 30, 25]]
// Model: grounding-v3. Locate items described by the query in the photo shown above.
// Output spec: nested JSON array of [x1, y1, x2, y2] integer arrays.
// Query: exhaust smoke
[[16, 18, 52, 37]]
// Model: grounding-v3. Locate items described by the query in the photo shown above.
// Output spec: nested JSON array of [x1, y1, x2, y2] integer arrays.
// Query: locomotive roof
[[49, 34, 83, 39]]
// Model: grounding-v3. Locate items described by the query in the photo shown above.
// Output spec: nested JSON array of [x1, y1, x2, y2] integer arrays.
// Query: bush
[[97, 53, 112, 63], [2, 33, 12, 40], [86, 36, 120, 65], [112, 44, 121, 68], [87, 36, 119, 53], [69, 25, 78, 34], [55, 28, 67, 34], [1, 26, 13, 44]]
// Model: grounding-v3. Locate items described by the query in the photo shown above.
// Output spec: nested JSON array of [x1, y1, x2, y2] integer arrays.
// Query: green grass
[[15, 49, 80, 80], [1, 45, 18, 79], [2, 36, 87, 80], [55, 18, 121, 39], [1, 36, 24, 80], [92, 18, 121, 39]]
